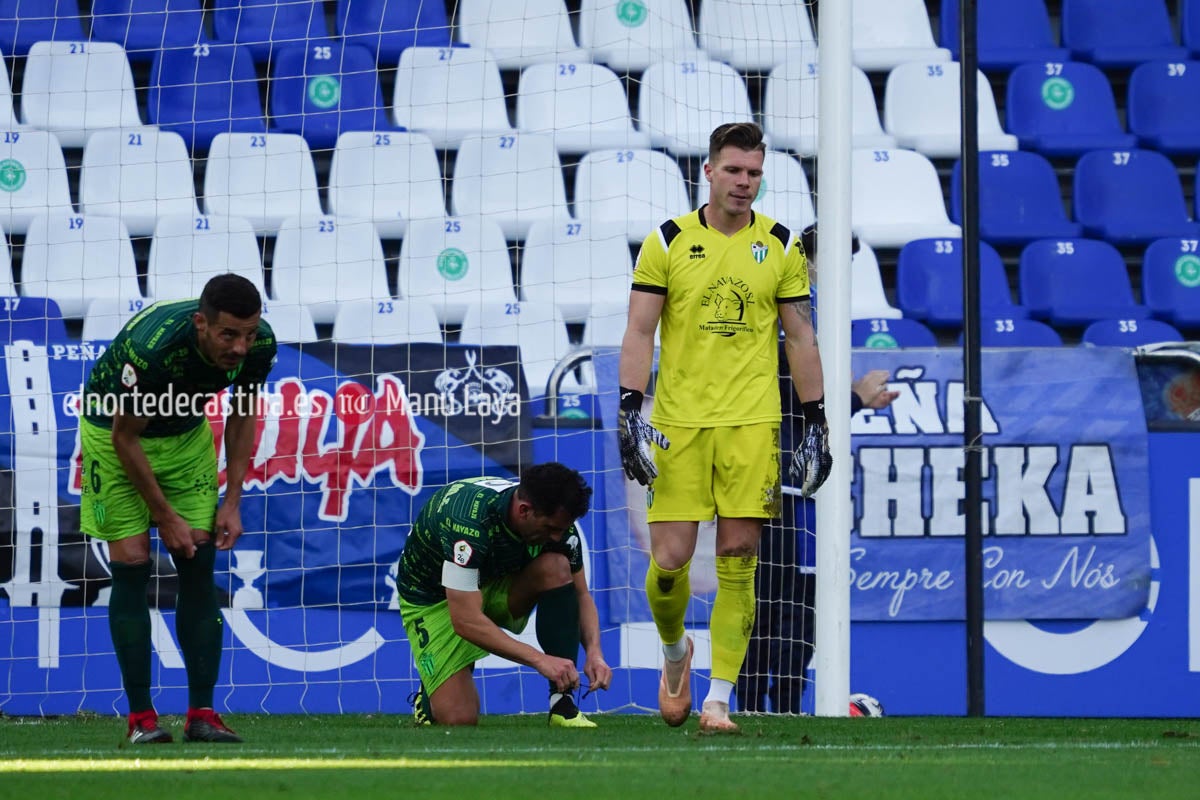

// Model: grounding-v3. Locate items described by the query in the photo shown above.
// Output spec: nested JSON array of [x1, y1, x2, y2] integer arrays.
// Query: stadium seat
[[973, 317, 1063, 347], [450, 133, 569, 240], [146, 214, 265, 301], [516, 62, 650, 154], [0, 0, 85, 57], [853, 0, 950, 72], [147, 43, 267, 151], [1141, 237, 1200, 329], [20, 213, 140, 319], [1187, 0, 1200, 58], [638, 60, 755, 157], [335, 0, 451, 64], [0, 129, 73, 234], [0, 296, 67, 342], [579, 0, 702, 72], [1127, 61, 1200, 156], [329, 131, 444, 239], [850, 243, 903, 320], [883, 62, 1018, 158], [851, 148, 961, 248], [574, 148, 691, 243], [203, 133, 322, 235], [19, 41, 143, 148], [851, 318, 938, 348], [690, 151, 815, 235], [271, 216, 391, 324], [763, 58, 898, 156], [269, 41, 394, 150], [896, 238, 1024, 327], [213, 0, 331, 62], [259, 302, 319, 344], [520, 220, 632, 323], [939, 0, 1069, 71], [0, 47, 21, 131], [81, 296, 155, 341], [331, 298, 443, 344], [396, 216, 517, 324], [1005, 61, 1137, 157], [698, 0, 814, 72], [1061, 0, 1186, 68], [459, 302, 575, 396], [0, 230, 12, 295], [392, 46, 513, 150], [457, 0, 586, 69], [91, 0, 208, 63], [1019, 238, 1151, 327], [1082, 317, 1183, 347], [950, 151, 1084, 245], [1073, 149, 1199, 245], [80, 128, 198, 237]]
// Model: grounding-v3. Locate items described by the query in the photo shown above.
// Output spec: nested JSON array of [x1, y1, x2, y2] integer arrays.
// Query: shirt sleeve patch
[[121, 363, 138, 388], [452, 539, 473, 566]]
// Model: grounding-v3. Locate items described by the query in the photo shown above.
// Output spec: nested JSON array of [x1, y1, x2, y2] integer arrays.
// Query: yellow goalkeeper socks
[[710, 555, 758, 684], [645, 556, 691, 655]]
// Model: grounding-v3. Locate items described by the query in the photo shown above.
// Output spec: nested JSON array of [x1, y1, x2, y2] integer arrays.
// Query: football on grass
[[849, 693, 885, 717]]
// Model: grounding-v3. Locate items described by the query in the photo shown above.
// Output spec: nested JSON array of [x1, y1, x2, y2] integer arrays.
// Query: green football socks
[[108, 560, 154, 713], [175, 542, 222, 710]]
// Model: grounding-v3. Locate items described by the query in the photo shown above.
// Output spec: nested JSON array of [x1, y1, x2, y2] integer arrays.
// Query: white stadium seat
[[20, 213, 140, 319], [852, 0, 952, 71], [0, 129, 72, 234], [451, 133, 570, 239], [698, 0, 815, 72], [516, 62, 651, 154], [260, 302, 318, 344], [82, 296, 156, 341], [329, 131, 445, 239], [638, 60, 756, 156], [582, 301, 659, 347], [271, 216, 391, 325], [459, 301, 575, 396], [397, 216, 517, 324], [579, 0, 703, 72], [332, 298, 443, 344], [850, 242, 904, 320], [851, 148, 962, 248], [574, 148, 691, 242], [520, 219, 632, 322], [763, 58, 898, 156], [20, 41, 142, 147], [884, 62, 1018, 158], [203, 133, 322, 235], [0, 230, 13, 296], [694, 151, 816, 235], [393, 47, 514, 150], [0, 49, 22, 131], [80, 128, 198, 237], [457, 0, 587, 68], [146, 214, 265, 300]]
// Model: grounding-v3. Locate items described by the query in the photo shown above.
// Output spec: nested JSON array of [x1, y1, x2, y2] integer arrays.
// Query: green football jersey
[[83, 299, 277, 438], [396, 477, 585, 607]]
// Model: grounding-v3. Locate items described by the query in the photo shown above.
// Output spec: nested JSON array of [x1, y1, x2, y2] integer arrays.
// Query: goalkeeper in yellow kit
[[617, 122, 830, 732]]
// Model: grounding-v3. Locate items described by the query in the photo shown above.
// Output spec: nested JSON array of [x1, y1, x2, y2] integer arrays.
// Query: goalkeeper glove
[[790, 397, 832, 498], [617, 387, 670, 486]]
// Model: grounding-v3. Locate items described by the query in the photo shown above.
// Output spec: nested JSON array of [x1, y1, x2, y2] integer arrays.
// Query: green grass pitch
[[2, 713, 1198, 799]]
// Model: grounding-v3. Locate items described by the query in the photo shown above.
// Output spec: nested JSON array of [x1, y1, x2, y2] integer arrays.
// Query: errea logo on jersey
[[121, 363, 137, 387], [453, 540, 473, 566]]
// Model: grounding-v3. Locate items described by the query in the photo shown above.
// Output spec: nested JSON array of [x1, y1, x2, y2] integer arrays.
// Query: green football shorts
[[79, 417, 219, 542], [399, 576, 530, 695]]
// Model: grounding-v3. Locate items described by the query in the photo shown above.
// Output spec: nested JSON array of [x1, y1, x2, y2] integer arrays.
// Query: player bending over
[[395, 463, 612, 726]]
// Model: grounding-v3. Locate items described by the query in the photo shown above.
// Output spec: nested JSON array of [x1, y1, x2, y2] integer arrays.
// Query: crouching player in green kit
[[80, 274, 276, 744], [396, 463, 612, 726]]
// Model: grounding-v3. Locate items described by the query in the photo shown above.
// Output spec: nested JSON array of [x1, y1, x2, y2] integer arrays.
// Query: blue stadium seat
[[971, 317, 1062, 348], [148, 43, 267, 151], [1141, 237, 1200, 329], [950, 151, 1083, 245], [896, 238, 1025, 327], [91, 0, 209, 63], [1082, 318, 1183, 347], [1005, 62, 1137, 157], [939, 0, 1068, 71], [1127, 61, 1200, 156], [1186, 0, 1200, 58], [269, 41, 395, 149], [851, 318, 938, 349], [1061, 0, 1186, 68], [1073, 149, 1199, 245], [213, 0, 331, 62], [335, 0, 452, 64], [0, 296, 67, 342], [1019, 238, 1151, 327], [0, 0, 84, 56]]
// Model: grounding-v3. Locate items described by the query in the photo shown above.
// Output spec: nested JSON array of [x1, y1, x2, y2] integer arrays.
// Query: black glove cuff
[[619, 386, 644, 411], [802, 397, 826, 427]]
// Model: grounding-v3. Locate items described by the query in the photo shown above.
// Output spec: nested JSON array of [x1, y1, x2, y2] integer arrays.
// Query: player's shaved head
[[199, 273, 262, 321], [518, 462, 592, 521]]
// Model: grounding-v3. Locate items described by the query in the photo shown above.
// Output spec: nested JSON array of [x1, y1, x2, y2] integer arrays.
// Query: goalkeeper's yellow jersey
[[631, 206, 810, 428]]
